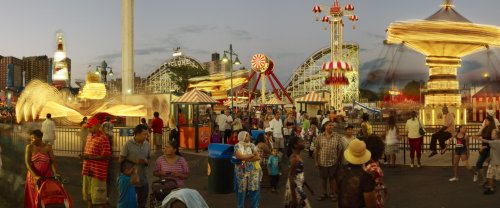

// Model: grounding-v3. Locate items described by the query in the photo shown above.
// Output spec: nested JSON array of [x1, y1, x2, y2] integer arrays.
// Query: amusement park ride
[[313, 0, 359, 110], [385, 0, 500, 124], [242, 54, 293, 106]]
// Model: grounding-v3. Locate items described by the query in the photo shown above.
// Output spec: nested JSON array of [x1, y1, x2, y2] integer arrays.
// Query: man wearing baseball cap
[[81, 117, 111, 207]]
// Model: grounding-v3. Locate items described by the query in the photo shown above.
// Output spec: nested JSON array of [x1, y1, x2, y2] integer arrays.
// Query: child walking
[[449, 125, 475, 182], [117, 160, 140, 208], [268, 148, 280, 192], [474, 129, 500, 194]]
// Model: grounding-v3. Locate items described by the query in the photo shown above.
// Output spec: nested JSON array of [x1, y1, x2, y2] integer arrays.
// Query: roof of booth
[[172, 89, 218, 104]]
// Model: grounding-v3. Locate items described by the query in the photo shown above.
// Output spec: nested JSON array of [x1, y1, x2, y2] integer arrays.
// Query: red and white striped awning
[[264, 97, 286, 105], [322, 61, 350, 71], [172, 89, 218, 104], [296, 92, 327, 103]]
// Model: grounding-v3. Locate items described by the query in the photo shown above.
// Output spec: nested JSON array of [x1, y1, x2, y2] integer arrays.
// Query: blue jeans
[[476, 147, 491, 170], [236, 189, 260, 208]]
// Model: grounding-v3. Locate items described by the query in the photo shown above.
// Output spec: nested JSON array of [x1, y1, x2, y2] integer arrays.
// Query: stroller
[[150, 177, 178, 208], [36, 177, 73, 208]]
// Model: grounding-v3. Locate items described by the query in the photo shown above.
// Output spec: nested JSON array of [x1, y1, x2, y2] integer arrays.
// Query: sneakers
[[449, 177, 459, 182], [428, 151, 437, 158], [417, 163, 422, 168], [473, 173, 478, 182], [440, 146, 447, 155], [410, 164, 414, 168]]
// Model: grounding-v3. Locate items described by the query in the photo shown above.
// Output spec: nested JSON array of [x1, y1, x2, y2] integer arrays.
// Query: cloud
[[360, 58, 387, 71], [362, 31, 386, 39], [459, 60, 483, 73], [226, 28, 253, 40]]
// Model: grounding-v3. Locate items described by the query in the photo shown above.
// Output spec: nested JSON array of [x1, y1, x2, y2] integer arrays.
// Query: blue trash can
[[208, 144, 234, 194]]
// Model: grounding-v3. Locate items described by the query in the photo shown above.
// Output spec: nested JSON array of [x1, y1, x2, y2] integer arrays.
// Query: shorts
[[154, 133, 162, 146], [385, 144, 399, 155], [486, 165, 500, 180], [319, 165, 338, 179], [273, 137, 285, 149], [454, 147, 467, 155], [82, 176, 107, 204]]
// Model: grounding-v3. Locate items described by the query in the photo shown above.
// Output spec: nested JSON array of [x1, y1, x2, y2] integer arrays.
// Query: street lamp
[[221, 43, 241, 110]]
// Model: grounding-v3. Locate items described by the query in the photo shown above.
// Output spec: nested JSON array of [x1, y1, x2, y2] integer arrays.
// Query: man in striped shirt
[[81, 117, 111, 207]]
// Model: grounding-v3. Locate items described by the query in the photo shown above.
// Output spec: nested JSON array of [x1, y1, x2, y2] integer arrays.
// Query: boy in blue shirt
[[268, 148, 280, 192], [118, 160, 139, 208]]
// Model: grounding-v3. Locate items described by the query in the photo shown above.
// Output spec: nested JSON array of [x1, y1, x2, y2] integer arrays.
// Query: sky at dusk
[[2, 0, 500, 90]]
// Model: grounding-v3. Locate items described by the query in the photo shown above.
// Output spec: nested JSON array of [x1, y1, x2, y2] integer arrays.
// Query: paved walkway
[[0, 136, 497, 208], [46, 150, 498, 208]]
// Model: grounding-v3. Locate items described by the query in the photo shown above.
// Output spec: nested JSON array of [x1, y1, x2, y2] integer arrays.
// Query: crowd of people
[[22, 104, 500, 207], [23, 112, 208, 208]]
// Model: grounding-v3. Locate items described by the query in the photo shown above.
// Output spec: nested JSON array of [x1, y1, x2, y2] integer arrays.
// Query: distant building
[[23, 55, 51, 84], [0, 56, 23, 89], [202, 53, 223, 74]]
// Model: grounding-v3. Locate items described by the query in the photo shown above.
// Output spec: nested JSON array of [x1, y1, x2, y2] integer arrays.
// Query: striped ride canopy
[[172, 89, 218, 104], [296, 92, 327, 103], [264, 97, 286, 105]]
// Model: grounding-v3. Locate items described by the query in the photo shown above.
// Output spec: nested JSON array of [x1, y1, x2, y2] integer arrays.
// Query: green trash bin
[[208, 144, 234, 194]]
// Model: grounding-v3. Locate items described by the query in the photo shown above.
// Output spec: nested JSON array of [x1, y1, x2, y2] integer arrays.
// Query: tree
[[360, 88, 379, 101], [168, 65, 209, 92], [402, 80, 422, 100]]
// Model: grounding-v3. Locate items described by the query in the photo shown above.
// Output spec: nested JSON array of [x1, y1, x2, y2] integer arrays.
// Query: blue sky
[[1, 0, 500, 89]]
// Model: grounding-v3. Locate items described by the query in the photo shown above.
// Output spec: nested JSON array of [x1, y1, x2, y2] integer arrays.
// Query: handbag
[[417, 118, 426, 136]]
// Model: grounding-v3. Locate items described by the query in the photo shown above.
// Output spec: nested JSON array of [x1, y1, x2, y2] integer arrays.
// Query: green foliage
[[360, 88, 379, 101], [168, 65, 209, 92], [402, 80, 422, 98]]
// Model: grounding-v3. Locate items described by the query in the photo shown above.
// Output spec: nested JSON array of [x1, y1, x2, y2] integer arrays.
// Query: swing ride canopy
[[385, 0, 500, 107]]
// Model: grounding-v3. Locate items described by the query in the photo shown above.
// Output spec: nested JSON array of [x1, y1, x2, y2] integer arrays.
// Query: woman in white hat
[[234, 131, 262, 208], [337, 139, 377, 208]]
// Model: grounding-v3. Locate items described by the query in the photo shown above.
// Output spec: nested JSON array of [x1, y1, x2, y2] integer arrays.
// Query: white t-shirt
[[269, 118, 283, 138], [41, 119, 56, 142], [225, 115, 233, 130], [216, 114, 227, 131], [406, 118, 422, 139], [385, 127, 398, 145]]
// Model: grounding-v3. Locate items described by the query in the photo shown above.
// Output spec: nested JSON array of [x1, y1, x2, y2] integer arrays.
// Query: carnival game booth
[[172, 89, 218, 152], [296, 91, 327, 115]]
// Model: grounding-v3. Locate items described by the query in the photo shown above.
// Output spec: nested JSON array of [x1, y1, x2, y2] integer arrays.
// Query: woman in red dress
[[24, 129, 58, 208]]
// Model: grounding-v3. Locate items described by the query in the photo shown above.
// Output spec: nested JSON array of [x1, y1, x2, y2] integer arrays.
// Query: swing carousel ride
[[385, 0, 500, 124]]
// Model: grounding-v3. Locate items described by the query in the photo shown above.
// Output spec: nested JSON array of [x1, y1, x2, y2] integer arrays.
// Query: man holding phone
[[120, 124, 151, 208]]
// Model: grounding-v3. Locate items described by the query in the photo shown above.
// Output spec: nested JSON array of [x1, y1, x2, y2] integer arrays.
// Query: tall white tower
[[122, 0, 134, 95], [52, 32, 70, 87]]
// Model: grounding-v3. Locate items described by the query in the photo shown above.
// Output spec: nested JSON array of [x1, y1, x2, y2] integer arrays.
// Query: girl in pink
[[154, 141, 189, 187], [24, 130, 58, 208]]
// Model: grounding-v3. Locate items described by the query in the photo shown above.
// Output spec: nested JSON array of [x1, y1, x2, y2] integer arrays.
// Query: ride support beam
[[270, 72, 293, 103]]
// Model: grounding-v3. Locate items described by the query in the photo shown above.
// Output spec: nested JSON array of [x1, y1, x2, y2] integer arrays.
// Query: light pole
[[221, 44, 241, 110]]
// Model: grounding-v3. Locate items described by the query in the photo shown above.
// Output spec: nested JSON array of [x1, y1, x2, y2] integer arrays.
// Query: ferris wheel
[[242, 54, 293, 105]]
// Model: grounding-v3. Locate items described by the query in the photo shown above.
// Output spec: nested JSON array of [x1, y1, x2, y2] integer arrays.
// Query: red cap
[[84, 117, 100, 128]]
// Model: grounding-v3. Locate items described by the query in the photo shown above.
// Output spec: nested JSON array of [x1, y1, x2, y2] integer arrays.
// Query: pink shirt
[[154, 156, 189, 187]]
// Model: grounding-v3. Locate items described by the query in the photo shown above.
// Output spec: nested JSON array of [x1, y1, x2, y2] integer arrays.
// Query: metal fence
[[9, 126, 171, 157], [7, 123, 484, 162], [350, 122, 483, 165]]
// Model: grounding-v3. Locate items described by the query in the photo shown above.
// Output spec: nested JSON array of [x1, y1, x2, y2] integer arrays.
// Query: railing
[[349, 122, 483, 165], [7, 123, 484, 162], [9, 126, 171, 157]]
